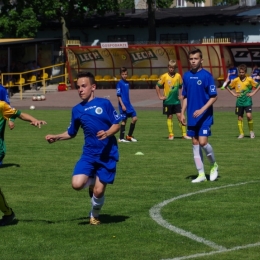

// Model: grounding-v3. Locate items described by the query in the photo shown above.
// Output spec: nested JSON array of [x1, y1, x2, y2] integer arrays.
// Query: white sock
[[193, 144, 204, 174], [202, 143, 215, 165], [222, 81, 227, 87], [90, 195, 105, 218]]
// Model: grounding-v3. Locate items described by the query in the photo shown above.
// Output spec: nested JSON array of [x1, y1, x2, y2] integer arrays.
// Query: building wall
[[37, 21, 260, 45], [134, 0, 213, 8], [135, 0, 146, 9]]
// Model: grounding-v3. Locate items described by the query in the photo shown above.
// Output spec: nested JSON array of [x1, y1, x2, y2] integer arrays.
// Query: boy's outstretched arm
[[45, 131, 74, 143], [18, 112, 47, 128]]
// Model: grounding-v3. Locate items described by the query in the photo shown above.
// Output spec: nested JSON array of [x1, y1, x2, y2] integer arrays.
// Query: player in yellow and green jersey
[[221, 64, 260, 139], [156, 60, 191, 140], [0, 102, 47, 226]]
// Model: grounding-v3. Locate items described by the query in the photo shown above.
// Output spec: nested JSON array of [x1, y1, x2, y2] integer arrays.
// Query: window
[[160, 34, 188, 43], [107, 35, 134, 42], [177, 0, 187, 7], [194, 2, 204, 7], [214, 32, 244, 42]]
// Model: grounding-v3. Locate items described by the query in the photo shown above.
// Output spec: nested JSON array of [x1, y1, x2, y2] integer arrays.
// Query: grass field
[[1, 109, 260, 260]]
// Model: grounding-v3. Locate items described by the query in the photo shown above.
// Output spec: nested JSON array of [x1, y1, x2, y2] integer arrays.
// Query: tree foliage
[[0, 0, 119, 38]]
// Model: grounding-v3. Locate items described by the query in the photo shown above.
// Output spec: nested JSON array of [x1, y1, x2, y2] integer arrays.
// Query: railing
[[1, 63, 66, 100], [202, 38, 231, 44]]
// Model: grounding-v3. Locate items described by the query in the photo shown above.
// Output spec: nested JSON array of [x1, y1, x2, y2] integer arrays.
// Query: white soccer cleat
[[192, 173, 207, 183], [126, 135, 137, 142], [182, 135, 192, 140], [118, 139, 130, 143], [238, 134, 244, 139], [210, 162, 218, 181], [250, 131, 255, 139], [168, 135, 174, 140]]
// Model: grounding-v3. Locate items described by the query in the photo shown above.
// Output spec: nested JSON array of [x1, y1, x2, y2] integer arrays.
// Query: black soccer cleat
[[0, 211, 16, 226]]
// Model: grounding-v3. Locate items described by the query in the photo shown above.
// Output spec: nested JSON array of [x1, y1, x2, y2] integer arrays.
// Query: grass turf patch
[[0, 109, 259, 260]]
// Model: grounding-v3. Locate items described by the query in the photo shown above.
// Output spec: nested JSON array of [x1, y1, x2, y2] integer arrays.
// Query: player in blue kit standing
[[251, 63, 260, 83], [181, 48, 219, 183], [221, 62, 238, 89], [45, 72, 121, 225], [116, 67, 138, 142]]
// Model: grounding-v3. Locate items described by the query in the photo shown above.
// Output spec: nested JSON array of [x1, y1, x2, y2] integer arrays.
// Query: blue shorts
[[187, 125, 212, 137], [73, 155, 117, 184], [120, 110, 137, 121]]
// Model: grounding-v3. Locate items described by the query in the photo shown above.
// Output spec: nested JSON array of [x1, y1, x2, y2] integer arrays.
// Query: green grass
[[1, 109, 260, 260]]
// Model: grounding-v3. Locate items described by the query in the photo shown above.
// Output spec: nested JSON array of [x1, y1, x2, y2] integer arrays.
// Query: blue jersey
[[67, 97, 121, 161], [116, 79, 135, 113], [0, 84, 10, 104], [228, 67, 238, 81], [251, 68, 260, 82], [182, 69, 217, 127]]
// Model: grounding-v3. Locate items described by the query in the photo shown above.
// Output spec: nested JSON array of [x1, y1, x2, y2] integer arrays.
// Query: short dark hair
[[188, 48, 202, 58], [120, 67, 127, 74], [77, 71, 96, 85], [238, 64, 247, 72]]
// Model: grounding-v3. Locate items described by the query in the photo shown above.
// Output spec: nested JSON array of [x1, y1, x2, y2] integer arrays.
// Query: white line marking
[[161, 242, 260, 260], [149, 181, 260, 256]]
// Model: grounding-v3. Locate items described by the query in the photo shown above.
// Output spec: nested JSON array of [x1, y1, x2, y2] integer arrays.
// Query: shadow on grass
[[163, 136, 187, 140], [20, 219, 55, 224], [17, 215, 129, 225], [78, 214, 129, 225], [0, 163, 20, 168]]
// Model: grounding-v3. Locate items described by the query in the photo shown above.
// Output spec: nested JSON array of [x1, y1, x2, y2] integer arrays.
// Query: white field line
[[149, 181, 260, 257], [161, 242, 260, 260]]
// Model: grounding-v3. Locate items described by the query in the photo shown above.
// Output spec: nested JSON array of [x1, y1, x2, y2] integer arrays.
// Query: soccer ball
[[37, 95, 42, 101], [32, 96, 37, 101], [30, 105, 35, 110], [40, 95, 46, 100]]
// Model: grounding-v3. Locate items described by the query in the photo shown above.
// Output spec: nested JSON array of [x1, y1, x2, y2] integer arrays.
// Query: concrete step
[[10, 84, 59, 99]]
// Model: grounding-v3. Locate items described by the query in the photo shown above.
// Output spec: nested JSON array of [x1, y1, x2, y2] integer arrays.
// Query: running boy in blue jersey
[[45, 72, 121, 225], [116, 67, 138, 142], [181, 48, 219, 183]]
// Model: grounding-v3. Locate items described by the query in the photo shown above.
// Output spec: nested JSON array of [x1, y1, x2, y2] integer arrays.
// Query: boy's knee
[[71, 180, 84, 190], [93, 187, 105, 198]]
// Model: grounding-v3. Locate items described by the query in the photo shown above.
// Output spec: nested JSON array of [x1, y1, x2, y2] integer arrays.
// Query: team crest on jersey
[[197, 80, 202, 85], [210, 85, 216, 92], [113, 110, 120, 120], [95, 107, 103, 114]]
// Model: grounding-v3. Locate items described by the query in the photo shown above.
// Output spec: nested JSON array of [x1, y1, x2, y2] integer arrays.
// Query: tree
[[0, 0, 119, 42]]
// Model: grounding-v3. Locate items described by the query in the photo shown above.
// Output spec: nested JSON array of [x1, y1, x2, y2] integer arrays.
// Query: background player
[[181, 48, 218, 183], [221, 62, 238, 89], [155, 60, 191, 140], [222, 64, 260, 139], [116, 67, 138, 142], [251, 63, 260, 83]]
